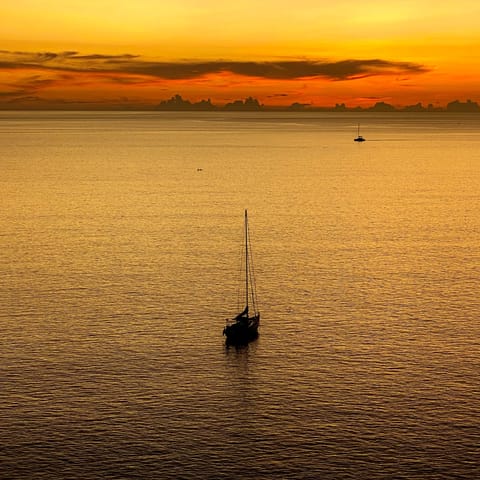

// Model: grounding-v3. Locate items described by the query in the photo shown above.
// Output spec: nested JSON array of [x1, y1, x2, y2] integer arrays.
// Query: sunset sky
[[2, 0, 480, 109]]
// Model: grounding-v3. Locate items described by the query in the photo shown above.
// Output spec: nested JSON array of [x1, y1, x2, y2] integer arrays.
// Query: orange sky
[[2, 0, 480, 109]]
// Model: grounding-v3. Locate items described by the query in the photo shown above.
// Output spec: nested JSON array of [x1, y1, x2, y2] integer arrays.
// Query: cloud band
[[0, 50, 428, 81]]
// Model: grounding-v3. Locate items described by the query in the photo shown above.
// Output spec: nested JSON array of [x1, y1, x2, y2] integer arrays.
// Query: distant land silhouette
[[156, 95, 480, 113], [156, 95, 263, 111]]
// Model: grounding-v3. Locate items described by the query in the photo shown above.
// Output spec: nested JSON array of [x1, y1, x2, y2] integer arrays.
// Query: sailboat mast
[[245, 209, 249, 311]]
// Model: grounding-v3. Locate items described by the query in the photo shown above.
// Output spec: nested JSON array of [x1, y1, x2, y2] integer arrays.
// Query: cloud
[[0, 72, 64, 100], [0, 90, 21, 97], [0, 50, 428, 81], [5, 95, 44, 104]]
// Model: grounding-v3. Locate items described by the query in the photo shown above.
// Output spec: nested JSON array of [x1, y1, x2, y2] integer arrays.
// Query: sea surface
[[1, 111, 479, 479]]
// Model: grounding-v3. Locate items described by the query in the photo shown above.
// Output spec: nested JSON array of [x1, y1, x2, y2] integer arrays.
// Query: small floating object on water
[[223, 209, 260, 346], [354, 123, 366, 142]]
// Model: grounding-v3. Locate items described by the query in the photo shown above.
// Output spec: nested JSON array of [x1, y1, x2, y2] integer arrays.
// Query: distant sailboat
[[354, 124, 366, 142], [223, 210, 260, 345]]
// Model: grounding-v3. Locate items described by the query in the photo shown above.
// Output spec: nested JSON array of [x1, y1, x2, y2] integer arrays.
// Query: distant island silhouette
[[156, 95, 480, 113], [157, 95, 263, 111]]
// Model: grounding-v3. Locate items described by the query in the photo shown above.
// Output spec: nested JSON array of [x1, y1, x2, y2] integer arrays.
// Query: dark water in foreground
[[1, 111, 479, 479]]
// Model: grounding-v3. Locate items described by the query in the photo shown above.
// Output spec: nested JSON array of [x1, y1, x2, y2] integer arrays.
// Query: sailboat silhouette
[[354, 124, 366, 142], [223, 210, 260, 345]]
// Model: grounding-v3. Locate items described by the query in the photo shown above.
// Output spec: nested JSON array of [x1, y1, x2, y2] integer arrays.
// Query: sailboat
[[354, 124, 366, 142], [223, 210, 260, 345]]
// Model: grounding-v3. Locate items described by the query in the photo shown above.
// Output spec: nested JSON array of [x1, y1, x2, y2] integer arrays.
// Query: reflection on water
[[0, 111, 479, 479]]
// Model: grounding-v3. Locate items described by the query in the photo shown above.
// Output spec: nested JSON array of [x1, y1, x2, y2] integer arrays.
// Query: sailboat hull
[[223, 314, 260, 345]]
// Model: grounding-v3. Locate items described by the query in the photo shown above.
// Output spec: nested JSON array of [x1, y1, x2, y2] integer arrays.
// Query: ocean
[[1, 111, 479, 479]]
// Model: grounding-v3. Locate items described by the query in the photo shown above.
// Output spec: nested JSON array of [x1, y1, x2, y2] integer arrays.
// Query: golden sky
[[2, 0, 480, 108]]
